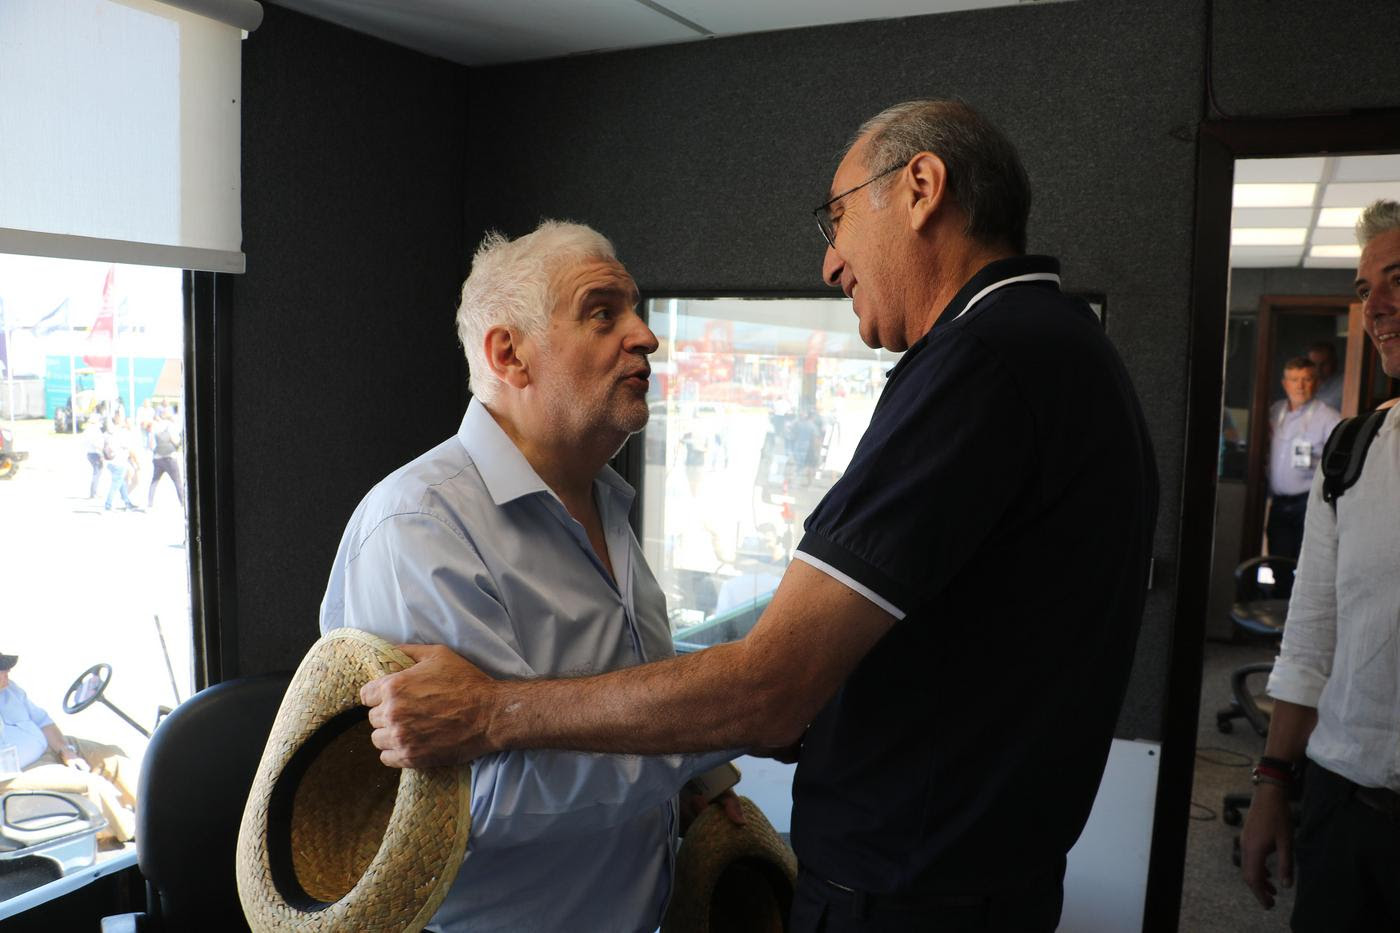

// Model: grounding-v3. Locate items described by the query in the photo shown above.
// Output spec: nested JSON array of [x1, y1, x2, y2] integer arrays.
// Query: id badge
[[1292, 439, 1314, 469]]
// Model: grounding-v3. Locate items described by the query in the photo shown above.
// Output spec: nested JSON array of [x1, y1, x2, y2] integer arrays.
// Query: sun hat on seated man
[[236, 628, 472, 932], [0, 653, 18, 671]]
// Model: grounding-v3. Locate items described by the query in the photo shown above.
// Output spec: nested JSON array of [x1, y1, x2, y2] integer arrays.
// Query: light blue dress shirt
[[0, 682, 54, 770], [1268, 398, 1341, 496], [321, 398, 731, 932]]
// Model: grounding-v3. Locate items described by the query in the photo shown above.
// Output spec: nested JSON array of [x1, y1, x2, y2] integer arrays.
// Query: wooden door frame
[[1146, 108, 1400, 933]]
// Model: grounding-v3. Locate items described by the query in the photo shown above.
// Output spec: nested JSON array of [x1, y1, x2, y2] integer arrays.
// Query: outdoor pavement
[[1, 417, 192, 763]]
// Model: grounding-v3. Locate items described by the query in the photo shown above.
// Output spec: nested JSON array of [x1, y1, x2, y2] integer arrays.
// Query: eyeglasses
[[812, 163, 904, 249]]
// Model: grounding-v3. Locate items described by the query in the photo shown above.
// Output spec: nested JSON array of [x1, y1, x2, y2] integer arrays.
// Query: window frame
[[184, 270, 237, 688]]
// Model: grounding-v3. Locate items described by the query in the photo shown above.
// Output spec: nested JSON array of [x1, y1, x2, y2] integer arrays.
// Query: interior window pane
[[640, 297, 901, 650], [0, 254, 192, 870]]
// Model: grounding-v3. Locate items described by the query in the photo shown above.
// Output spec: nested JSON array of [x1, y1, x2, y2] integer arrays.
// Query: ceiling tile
[[661, 0, 1015, 34], [274, 0, 701, 65], [1321, 182, 1400, 207], [1234, 157, 1326, 184], [1303, 255, 1361, 269], [1231, 207, 1313, 227], [1330, 153, 1400, 182], [1310, 227, 1360, 246], [1229, 246, 1303, 268]]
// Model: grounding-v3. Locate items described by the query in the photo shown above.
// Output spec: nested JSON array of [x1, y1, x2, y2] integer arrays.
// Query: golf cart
[[0, 426, 26, 479]]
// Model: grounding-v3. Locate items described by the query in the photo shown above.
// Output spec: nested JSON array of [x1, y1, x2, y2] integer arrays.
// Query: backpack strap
[[1321, 408, 1387, 507]]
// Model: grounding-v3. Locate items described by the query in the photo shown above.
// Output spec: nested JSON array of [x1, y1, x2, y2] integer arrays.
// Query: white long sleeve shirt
[[1267, 404, 1400, 792]]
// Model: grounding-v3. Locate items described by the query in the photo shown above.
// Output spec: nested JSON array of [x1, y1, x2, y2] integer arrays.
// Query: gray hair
[[1355, 199, 1400, 248], [851, 99, 1031, 254], [455, 220, 616, 403]]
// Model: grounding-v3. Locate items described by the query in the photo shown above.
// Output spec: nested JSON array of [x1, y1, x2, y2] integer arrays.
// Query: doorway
[[1149, 114, 1400, 933]]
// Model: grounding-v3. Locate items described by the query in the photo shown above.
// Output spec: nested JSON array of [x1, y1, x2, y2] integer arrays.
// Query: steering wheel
[[63, 663, 112, 715]]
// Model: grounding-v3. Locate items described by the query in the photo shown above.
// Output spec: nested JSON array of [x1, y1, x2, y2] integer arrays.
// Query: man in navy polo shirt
[[361, 99, 1159, 932]]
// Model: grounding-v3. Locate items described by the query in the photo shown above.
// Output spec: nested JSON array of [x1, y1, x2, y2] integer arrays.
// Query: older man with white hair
[[1241, 198, 1400, 931], [320, 220, 736, 932]]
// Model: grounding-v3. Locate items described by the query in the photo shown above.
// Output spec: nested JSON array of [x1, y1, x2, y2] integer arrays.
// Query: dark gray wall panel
[[1211, 0, 1400, 119], [235, 5, 469, 675], [467, 0, 1205, 741], [1229, 267, 1359, 314]]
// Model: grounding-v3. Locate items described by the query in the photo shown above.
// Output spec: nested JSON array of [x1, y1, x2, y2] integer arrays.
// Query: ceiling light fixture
[[1232, 183, 1317, 208], [1309, 244, 1362, 258], [1316, 207, 1364, 228]]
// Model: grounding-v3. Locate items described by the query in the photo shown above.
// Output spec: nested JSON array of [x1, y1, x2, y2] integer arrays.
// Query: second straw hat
[[662, 796, 799, 933]]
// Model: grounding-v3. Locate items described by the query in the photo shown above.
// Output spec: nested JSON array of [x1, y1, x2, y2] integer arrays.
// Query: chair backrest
[[1232, 555, 1297, 604], [136, 672, 291, 931]]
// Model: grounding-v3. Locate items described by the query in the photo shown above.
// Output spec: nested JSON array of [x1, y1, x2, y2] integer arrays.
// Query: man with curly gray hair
[[1242, 198, 1400, 931], [320, 220, 739, 931]]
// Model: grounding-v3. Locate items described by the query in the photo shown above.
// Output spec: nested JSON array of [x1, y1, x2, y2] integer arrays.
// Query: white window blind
[[0, 0, 262, 273]]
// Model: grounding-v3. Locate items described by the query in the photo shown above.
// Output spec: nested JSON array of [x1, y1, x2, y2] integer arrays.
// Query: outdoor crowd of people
[[78, 398, 185, 513]]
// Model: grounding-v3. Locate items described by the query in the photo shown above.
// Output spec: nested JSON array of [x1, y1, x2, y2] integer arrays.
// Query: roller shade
[[0, 0, 261, 273]]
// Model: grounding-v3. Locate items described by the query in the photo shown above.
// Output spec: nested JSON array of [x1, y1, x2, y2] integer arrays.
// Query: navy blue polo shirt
[[790, 255, 1158, 893]]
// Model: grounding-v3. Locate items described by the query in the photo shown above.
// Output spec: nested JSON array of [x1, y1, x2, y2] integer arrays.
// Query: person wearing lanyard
[[319, 221, 739, 933], [1265, 357, 1340, 560], [359, 100, 1159, 932]]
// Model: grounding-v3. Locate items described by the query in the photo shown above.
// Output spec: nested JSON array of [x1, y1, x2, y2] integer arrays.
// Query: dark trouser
[[1292, 762, 1400, 932], [1267, 492, 1309, 560], [87, 451, 103, 497], [791, 858, 1064, 933], [148, 455, 185, 509]]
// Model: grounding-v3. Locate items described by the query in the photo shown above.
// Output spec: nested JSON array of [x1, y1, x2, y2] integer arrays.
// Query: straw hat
[[662, 796, 799, 933], [236, 629, 472, 932]]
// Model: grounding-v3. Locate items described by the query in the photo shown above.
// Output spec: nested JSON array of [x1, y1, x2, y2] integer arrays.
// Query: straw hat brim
[[662, 796, 799, 933], [236, 628, 472, 932]]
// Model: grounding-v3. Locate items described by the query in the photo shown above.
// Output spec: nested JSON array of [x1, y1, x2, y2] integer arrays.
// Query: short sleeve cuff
[[1266, 659, 1326, 708], [794, 531, 907, 621]]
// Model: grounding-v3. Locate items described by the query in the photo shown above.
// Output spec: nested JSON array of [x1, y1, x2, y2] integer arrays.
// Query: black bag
[[1320, 408, 1388, 509]]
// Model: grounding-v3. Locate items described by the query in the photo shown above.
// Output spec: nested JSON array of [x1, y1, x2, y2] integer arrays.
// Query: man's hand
[[679, 788, 747, 833], [1240, 783, 1294, 909], [360, 644, 499, 768]]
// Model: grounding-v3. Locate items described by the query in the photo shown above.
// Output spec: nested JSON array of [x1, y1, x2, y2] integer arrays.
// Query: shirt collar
[[884, 255, 1061, 382], [456, 397, 635, 510], [933, 254, 1061, 332]]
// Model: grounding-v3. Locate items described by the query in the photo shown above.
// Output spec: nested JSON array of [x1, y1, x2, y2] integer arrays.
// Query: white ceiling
[[1232, 154, 1400, 270], [269, 0, 1043, 66]]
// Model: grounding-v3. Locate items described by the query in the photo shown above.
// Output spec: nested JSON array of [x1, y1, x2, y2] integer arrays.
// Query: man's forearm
[[1262, 699, 1317, 762], [365, 560, 896, 767], [487, 640, 802, 757], [41, 723, 68, 754], [485, 561, 893, 756]]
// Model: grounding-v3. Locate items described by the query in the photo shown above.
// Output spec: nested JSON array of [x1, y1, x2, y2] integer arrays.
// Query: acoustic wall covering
[[235, 4, 469, 676]]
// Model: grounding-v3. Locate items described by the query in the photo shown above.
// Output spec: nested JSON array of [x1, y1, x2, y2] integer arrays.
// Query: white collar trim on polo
[[949, 272, 1062, 323]]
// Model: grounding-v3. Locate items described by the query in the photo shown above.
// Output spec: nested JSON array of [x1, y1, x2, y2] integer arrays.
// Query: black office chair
[[101, 672, 291, 933], [1215, 555, 1296, 738], [1215, 555, 1296, 828]]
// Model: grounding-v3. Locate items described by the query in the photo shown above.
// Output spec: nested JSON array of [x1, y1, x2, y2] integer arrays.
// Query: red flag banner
[[83, 266, 116, 371]]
